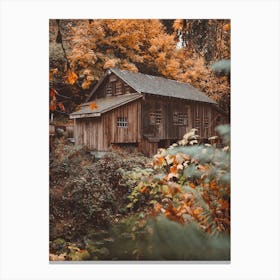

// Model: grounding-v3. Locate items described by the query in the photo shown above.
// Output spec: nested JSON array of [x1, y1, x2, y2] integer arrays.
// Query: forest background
[[49, 19, 230, 119]]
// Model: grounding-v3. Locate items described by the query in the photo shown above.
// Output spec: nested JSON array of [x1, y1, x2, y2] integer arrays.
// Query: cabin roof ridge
[[109, 67, 216, 105]]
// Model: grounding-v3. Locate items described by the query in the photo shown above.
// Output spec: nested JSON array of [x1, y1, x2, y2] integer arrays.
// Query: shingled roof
[[70, 93, 142, 119], [71, 68, 217, 118], [111, 68, 216, 104], [91, 68, 216, 104]]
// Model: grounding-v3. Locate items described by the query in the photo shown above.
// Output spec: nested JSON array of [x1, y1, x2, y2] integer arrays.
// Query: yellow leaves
[[154, 203, 162, 213], [49, 68, 58, 80], [175, 153, 186, 164], [81, 80, 91, 89], [173, 19, 184, 30], [89, 102, 98, 111], [49, 253, 67, 261], [50, 248, 90, 261], [140, 185, 148, 194], [155, 156, 165, 166], [189, 182, 196, 189], [197, 164, 208, 171], [209, 180, 218, 190], [67, 246, 90, 261], [49, 88, 65, 112], [153, 149, 168, 168], [218, 199, 230, 210], [121, 60, 138, 72], [103, 58, 120, 69], [164, 205, 185, 224], [223, 23, 230, 31], [193, 207, 203, 216], [165, 154, 176, 165], [170, 165, 177, 174], [67, 71, 78, 85]]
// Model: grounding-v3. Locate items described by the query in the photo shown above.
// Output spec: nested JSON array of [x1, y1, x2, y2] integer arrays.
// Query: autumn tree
[[49, 19, 231, 116], [173, 19, 230, 63]]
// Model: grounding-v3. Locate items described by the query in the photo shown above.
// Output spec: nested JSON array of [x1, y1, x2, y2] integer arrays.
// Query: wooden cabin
[[70, 68, 228, 157]]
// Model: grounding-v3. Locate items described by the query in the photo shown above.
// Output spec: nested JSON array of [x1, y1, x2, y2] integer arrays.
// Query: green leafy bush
[[50, 139, 148, 241]]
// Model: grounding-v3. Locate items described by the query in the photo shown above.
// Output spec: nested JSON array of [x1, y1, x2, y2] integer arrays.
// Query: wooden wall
[[140, 138, 158, 158], [94, 74, 134, 100], [142, 95, 216, 141], [74, 117, 102, 150], [74, 91, 229, 156], [101, 100, 141, 149], [73, 100, 141, 151]]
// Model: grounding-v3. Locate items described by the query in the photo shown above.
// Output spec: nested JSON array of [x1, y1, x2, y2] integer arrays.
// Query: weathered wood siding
[[140, 138, 158, 158], [73, 100, 141, 151], [94, 74, 134, 99], [190, 101, 213, 139], [74, 117, 102, 150], [142, 95, 215, 141], [101, 100, 141, 149]]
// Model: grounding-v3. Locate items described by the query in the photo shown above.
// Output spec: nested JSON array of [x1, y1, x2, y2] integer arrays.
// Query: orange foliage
[[58, 102, 65, 111], [50, 101, 56, 112], [89, 102, 98, 111], [50, 19, 230, 113], [170, 165, 177, 174], [50, 88, 56, 97], [67, 71, 78, 85]]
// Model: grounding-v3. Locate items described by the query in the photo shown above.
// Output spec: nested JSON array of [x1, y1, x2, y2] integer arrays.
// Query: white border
[[0, 0, 279, 279]]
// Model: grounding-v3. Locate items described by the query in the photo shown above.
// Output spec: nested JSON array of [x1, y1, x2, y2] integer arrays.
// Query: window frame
[[117, 116, 128, 128], [173, 111, 188, 126], [150, 110, 162, 125]]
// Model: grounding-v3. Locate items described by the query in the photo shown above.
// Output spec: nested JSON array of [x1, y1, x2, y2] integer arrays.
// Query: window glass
[[117, 117, 128, 127], [150, 110, 161, 125]]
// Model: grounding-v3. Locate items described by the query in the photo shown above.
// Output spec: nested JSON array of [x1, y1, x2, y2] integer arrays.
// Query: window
[[115, 80, 123, 95], [195, 118, 200, 134], [150, 110, 161, 125], [204, 119, 209, 135], [173, 112, 188, 126], [124, 84, 130, 94], [117, 117, 128, 127], [105, 83, 112, 95], [109, 75, 117, 82], [203, 107, 209, 136], [105, 80, 117, 96]]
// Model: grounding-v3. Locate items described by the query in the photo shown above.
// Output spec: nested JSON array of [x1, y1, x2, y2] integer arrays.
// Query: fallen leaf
[[89, 102, 98, 111]]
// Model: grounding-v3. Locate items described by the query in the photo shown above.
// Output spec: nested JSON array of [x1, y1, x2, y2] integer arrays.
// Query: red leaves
[[50, 88, 57, 112], [49, 88, 65, 112], [50, 88, 57, 97], [50, 101, 56, 112], [58, 102, 65, 111]]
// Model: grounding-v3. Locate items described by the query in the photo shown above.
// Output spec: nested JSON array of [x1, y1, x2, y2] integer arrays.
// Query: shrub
[[50, 138, 148, 241]]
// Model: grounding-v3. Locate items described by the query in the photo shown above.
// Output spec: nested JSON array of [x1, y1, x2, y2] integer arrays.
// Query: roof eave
[[143, 91, 217, 105], [70, 112, 101, 119], [70, 94, 143, 119], [86, 69, 111, 102]]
